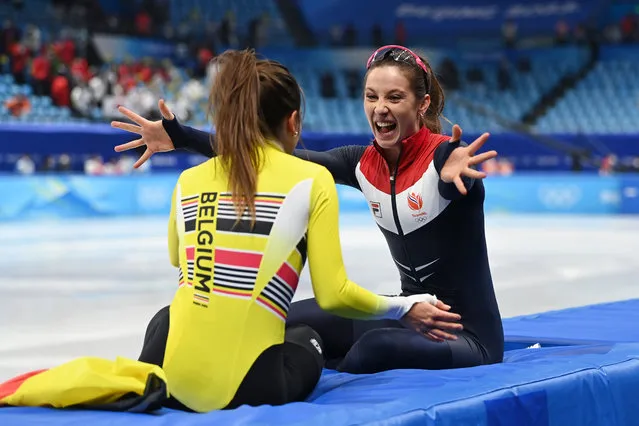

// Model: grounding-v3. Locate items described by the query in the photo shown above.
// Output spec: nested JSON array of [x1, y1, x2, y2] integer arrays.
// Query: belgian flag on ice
[[0, 357, 169, 412]]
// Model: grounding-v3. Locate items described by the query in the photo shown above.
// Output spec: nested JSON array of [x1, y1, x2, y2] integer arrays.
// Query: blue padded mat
[[2, 300, 639, 426], [503, 298, 639, 350]]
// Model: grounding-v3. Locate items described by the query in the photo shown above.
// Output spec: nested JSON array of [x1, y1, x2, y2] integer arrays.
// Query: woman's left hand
[[440, 124, 498, 195]]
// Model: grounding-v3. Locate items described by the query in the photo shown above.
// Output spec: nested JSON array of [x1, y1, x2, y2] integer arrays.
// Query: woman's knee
[[151, 305, 170, 323], [354, 328, 404, 352], [336, 328, 402, 374], [139, 306, 171, 366], [338, 328, 455, 373], [285, 324, 325, 368], [142, 306, 170, 340]]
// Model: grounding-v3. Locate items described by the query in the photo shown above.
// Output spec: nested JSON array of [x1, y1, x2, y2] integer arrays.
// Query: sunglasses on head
[[366, 45, 429, 75]]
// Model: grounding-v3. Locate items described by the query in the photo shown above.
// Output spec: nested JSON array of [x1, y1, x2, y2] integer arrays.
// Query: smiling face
[[364, 65, 430, 150]]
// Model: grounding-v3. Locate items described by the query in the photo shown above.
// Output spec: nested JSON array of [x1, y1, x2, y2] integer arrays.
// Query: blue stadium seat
[[535, 53, 639, 134], [19, 85, 32, 96]]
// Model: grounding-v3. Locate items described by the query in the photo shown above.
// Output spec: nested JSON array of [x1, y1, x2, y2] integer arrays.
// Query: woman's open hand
[[110, 99, 175, 169], [440, 124, 498, 195]]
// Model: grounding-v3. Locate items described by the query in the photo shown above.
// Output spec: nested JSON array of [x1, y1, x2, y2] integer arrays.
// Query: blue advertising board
[[1, 173, 637, 222]]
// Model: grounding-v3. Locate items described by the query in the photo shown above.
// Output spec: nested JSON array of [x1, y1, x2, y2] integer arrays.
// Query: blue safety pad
[[503, 298, 639, 350], [2, 300, 639, 426]]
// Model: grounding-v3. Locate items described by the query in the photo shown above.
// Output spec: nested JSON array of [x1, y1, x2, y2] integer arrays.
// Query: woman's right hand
[[110, 99, 176, 169], [402, 300, 463, 342]]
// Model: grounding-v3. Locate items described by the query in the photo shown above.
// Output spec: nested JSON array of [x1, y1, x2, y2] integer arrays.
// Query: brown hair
[[208, 49, 302, 223], [365, 53, 445, 134]]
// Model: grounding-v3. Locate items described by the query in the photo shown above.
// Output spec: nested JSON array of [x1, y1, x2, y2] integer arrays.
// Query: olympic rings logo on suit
[[537, 185, 582, 209]]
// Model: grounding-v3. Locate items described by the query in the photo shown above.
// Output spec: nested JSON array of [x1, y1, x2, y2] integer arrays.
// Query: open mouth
[[375, 121, 397, 135]]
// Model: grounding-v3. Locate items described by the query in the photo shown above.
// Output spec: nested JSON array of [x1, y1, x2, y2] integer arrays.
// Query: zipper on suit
[[387, 152, 419, 284]]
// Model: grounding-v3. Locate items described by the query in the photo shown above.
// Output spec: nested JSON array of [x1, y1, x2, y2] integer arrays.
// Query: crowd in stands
[[1, 0, 275, 125], [2, 1, 639, 176]]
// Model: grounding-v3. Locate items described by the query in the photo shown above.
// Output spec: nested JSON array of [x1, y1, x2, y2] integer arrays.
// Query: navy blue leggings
[[286, 297, 486, 374]]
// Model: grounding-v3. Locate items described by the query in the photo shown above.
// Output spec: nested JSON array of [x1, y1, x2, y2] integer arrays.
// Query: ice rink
[[1, 212, 638, 382]]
